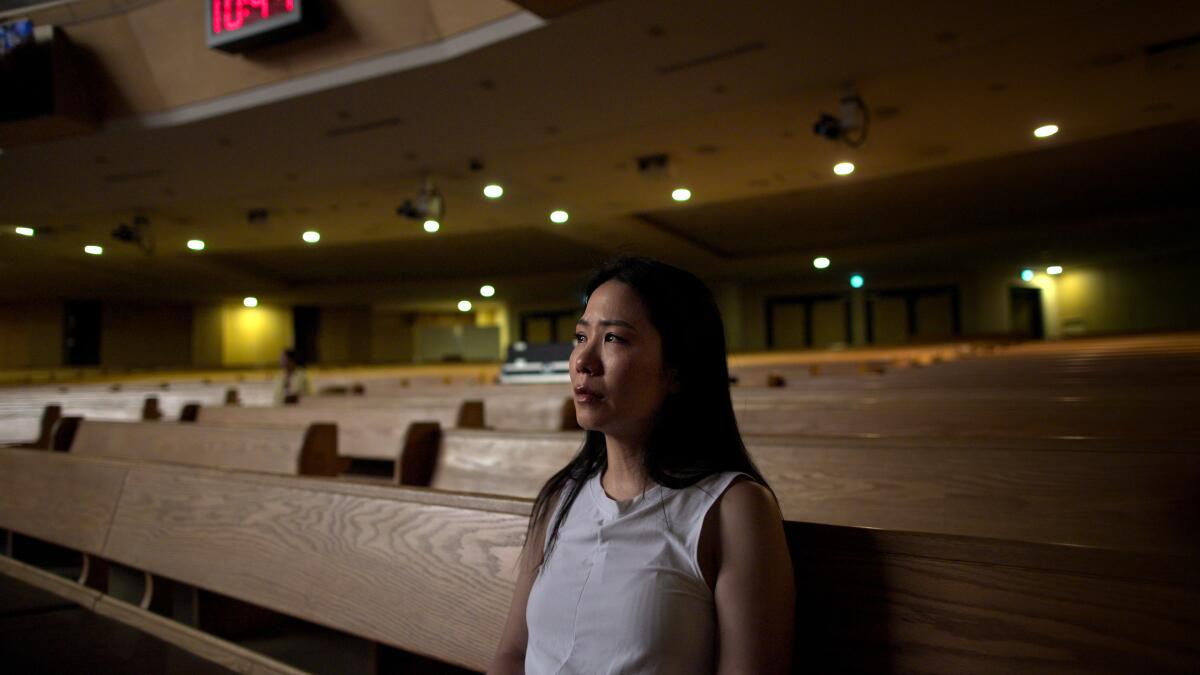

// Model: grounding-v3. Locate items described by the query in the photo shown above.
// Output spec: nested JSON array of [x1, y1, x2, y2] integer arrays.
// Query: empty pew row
[[729, 332, 1200, 388], [61, 419, 340, 477], [0, 394, 161, 446], [0, 380, 272, 445], [0, 449, 1196, 673], [427, 429, 1200, 556], [184, 400, 482, 461], [730, 395, 1200, 440], [38, 415, 1200, 555], [301, 391, 579, 432]]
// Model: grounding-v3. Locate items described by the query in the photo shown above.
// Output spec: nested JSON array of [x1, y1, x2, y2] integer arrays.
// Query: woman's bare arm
[[709, 480, 795, 675], [487, 504, 552, 675], [487, 556, 538, 675]]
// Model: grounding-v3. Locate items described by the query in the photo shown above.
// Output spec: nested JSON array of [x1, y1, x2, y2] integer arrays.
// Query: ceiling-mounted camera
[[813, 94, 869, 148], [246, 208, 269, 225], [112, 214, 154, 255], [396, 178, 445, 226]]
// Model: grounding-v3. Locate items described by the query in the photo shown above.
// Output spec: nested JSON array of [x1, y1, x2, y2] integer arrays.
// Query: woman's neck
[[602, 434, 651, 501]]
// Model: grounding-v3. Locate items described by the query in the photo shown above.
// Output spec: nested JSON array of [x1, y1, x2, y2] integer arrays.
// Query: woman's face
[[570, 280, 672, 442]]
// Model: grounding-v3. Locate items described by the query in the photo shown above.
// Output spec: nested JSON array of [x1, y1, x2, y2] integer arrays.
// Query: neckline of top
[[588, 470, 665, 517]]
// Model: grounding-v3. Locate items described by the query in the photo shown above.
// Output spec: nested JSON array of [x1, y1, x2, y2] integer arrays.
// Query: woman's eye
[[604, 333, 624, 343], [574, 333, 586, 344]]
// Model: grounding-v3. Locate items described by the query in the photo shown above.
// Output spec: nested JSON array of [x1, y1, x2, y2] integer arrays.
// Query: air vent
[[325, 116, 402, 138], [657, 41, 766, 75]]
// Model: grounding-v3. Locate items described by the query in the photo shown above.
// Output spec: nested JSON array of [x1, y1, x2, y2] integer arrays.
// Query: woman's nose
[[574, 340, 600, 375]]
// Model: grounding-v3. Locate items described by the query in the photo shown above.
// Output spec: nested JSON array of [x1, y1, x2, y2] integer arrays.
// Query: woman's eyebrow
[[576, 318, 638, 331]]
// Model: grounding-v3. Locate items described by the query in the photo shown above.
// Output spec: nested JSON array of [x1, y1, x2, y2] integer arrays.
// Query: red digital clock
[[206, 0, 319, 53]]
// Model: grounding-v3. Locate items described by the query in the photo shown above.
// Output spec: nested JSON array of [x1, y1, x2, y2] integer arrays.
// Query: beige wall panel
[[100, 303, 192, 368], [810, 299, 847, 348], [67, 14, 166, 116], [0, 303, 62, 369], [369, 311, 415, 363], [221, 303, 292, 367], [429, 0, 523, 37], [1056, 256, 1200, 335], [771, 303, 807, 350], [871, 296, 908, 345], [191, 303, 224, 368], [319, 305, 373, 365], [915, 294, 954, 340]]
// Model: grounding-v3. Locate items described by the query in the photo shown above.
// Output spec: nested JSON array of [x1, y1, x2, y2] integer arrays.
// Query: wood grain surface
[[1, 450, 1196, 672], [305, 390, 576, 432], [786, 522, 1200, 674], [752, 437, 1200, 555], [419, 429, 1200, 554], [69, 420, 326, 476], [102, 463, 526, 671], [432, 429, 582, 496], [0, 449, 126, 552], [733, 396, 1200, 440], [196, 404, 464, 459]]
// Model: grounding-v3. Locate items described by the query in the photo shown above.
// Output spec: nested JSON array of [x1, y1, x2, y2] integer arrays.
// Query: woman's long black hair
[[526, 256, 769, 563]]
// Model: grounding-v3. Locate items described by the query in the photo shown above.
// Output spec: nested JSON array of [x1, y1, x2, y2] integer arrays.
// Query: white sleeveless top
[[524, 470, 746, 675]]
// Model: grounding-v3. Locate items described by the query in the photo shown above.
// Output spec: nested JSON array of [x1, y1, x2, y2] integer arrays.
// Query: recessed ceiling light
[[1046, 265, 1063, 275], [14, 226, 34, 236], [480, 284, 496, 298], [550, 210, 569, 224], [424, 219, 440, 233], [1034, 124, 1059, 138], [672, 188, 692, 202], [833, 162, 855, 176], [243, 296, 258, 308], [458, 300, 473, 312], [84, 245, 103, 255], [850, 274, 865, 288], [813, 256, 831, 269], [1021, 269, 1035, 282], [187, 239, 205, 251], [483, 184, 504, 199], [302, 230, 320, 243]]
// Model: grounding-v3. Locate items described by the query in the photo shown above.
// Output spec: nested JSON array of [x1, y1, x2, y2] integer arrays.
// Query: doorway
[[1009, 287, 1045, 339]]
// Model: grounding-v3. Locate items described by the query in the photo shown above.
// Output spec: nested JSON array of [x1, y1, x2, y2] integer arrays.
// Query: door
[[1009, 287, 1044, 339]]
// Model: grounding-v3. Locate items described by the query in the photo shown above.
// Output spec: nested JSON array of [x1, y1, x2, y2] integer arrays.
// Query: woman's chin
[[573, 408, 607, 432]]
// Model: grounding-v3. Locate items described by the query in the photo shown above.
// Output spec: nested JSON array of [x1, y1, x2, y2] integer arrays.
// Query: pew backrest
[[192, 402, 479, 460], [0, 449, 524, 671], [67, 419, 340, 477], [423, 430, 1200, 556], [303, 392, 577, 432], [431, 429, 583, 496], [0, 448, 1195, 673]]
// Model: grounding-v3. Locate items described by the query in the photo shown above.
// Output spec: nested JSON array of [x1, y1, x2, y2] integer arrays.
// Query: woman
[[489, 257, 794, 675]]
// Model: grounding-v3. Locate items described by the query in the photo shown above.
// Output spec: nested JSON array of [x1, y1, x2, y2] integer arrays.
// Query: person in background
[[489, 256, 795, 675], [273, 348, 312, 405]]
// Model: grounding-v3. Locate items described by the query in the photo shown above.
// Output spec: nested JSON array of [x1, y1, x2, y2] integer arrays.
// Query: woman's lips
[[574, 386, 604, 403]]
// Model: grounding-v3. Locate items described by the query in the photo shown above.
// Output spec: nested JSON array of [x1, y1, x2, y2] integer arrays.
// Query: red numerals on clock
[[212, 0, 296, 35]]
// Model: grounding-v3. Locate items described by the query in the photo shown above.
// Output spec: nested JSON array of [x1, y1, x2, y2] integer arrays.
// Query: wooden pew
[[425, 429, 1200, 556], [0, 449, 523, 672], [64, 419, 340, 477], [1, 449, 1197, 673], [731, 393, 1200, 440], [304, 391, 579, 432], [185, 401, 481, 461]]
